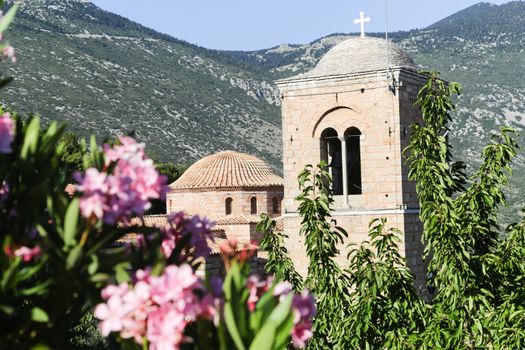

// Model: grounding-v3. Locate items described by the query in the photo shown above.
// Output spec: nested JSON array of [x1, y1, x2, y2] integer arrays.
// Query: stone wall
[[277, 68, 428, 291], [167, 189, 283, 219]]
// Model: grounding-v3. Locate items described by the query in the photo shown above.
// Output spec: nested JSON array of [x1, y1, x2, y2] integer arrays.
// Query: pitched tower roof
[[170, 151, 283, 191]]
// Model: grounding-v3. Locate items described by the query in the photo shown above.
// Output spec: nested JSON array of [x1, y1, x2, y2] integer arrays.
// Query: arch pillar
[[340, 136, 349, 208]]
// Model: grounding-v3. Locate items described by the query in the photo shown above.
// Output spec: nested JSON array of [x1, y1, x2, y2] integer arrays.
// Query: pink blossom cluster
[[2, 44, 15, 63], [4, 244, 42, 262], [0, 28, 16, 63], [95, 265, 214, 350], [14, 246, 42, 262], [249, 277, 316, 349], [246, 275, 273, 312], [76, 137, 168, 224], [0, 112, 14, 153], [160, 211, 213, 259], [289, 290, 316, 348], [0, 180, 8, 203]]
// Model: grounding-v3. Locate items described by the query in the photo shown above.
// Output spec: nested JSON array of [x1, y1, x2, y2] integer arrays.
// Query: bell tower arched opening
[[320, 128, 343, 195], [345, 127, 362, 195]]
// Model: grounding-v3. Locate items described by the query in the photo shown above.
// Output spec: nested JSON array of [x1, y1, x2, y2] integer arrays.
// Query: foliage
[[217, 257, 313, 350], [58, 130, 85, 174], [155, 161, 186, 185], [148, 162, 186, 214], [404, 70, 524, 349], [339, 219, 426, 349], [294, 163, 351, 349], [257, 213, 303, 291]]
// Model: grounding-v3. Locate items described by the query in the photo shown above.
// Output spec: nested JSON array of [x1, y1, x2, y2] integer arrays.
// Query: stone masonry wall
[[167, 189, 283, 219], [277, 69, 428, 290]]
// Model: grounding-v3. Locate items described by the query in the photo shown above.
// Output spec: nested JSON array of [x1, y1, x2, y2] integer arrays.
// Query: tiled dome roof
[[170, 151, 283, 191], [298, 36, 416, 79]]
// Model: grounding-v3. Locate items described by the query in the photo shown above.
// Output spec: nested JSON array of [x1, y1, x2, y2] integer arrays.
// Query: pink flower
[[0, 112, 14, 153], [291, 321, 314, 349], [0, 180, 8, 203], [76, 137, 168, 224], [290, 290, 316, 348], [2, 45, 15, 63], [101, 282, 129, 300], [246, 275, 272, 312], [94, 296, 127, 336], [146, 305, 185, 350], [95, 265, 214, 349], [160, 212, 213, 260], [292, 291, 316, 323], [273, 281, 293, 300], [14, 246, 41, 262]]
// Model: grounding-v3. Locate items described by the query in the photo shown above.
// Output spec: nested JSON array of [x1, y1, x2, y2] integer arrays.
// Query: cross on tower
[[353, 11, 371, 38]]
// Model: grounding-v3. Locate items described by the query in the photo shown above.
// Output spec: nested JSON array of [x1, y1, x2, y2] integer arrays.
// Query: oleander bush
[[0, 4, 315, 349]]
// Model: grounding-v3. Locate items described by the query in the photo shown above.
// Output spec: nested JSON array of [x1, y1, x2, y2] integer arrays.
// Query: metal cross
[[353, 11, 371, 38]]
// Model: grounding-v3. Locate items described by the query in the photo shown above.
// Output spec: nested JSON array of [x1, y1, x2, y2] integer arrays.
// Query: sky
[[90, 0, 512, 51]]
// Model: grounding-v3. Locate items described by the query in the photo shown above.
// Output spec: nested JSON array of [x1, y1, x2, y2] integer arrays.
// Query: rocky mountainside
[[2, 0, 524, 216], [3, 0, 282, 167]]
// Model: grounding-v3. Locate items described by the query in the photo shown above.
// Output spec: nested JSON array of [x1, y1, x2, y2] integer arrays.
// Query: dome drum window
[[225, 197, 233, 215], [272, 197, 281, 214], [250, 196, 257, 215]]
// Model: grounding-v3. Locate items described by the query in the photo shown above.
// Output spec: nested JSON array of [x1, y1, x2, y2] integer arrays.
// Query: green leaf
[[63, 198, 80, 247], [273, 313, 295, 350], [268, 294, 293, 325], [21, 117, 40, 159], [30, 345, 51, 350], [224, 302, 246, 350], [31, 307, 49, 323], [115, 263, 131, 284], [88, 255, 99, 275], [66, 245, 83, 270], [249, 322, 276, 350], [0, 3, 18, 34]]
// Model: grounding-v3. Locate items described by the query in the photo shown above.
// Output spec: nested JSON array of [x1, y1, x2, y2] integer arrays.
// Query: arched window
[[250, 196, 258, 215], [272, 197, 281, 214], [321, 128, 343, 195], [345, 127, 362, 195], [225, 197, 233, 215]]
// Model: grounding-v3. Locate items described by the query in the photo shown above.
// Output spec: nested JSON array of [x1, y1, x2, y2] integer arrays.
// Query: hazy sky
[[90, 0, 512, 51]]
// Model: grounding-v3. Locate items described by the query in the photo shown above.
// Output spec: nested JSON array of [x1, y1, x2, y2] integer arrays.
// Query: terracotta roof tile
[[215, 215, 262, 226], [170, 151, 283, 191]]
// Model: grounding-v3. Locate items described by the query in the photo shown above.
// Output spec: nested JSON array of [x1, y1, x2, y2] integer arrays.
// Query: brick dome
[[170, 151, 283, 191], [298, 36, 416, 79]]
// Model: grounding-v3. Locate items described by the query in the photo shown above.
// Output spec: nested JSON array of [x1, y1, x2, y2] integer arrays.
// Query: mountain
[[2, 0, 524, 217], [2, 0, 282, 167]]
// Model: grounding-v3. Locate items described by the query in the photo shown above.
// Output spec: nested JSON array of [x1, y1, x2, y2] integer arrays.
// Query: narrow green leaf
[[249, 323, 276, 350], [66, 245, 83, 270], [115, 263, 131, 284], [0, 3, 18, 33], [31, 307, 49, 323], [224, 302, 246, 350], [21, 117, 40, 159], [63, 198, 80, 247]]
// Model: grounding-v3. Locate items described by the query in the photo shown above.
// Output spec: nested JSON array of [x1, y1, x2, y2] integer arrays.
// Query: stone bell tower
[[275, 36, 428, 291]]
